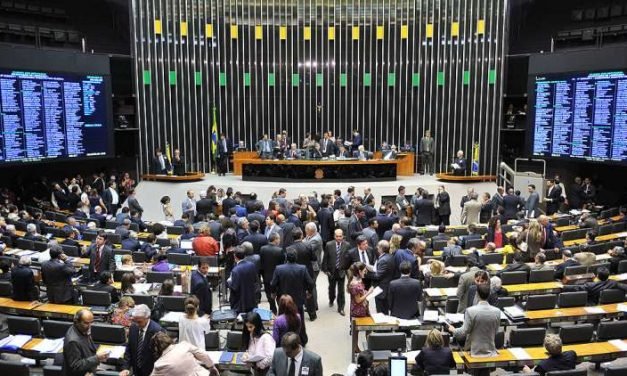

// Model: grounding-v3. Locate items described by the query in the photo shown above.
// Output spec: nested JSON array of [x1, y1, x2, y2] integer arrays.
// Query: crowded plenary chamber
[[3, 1, 627, 376]]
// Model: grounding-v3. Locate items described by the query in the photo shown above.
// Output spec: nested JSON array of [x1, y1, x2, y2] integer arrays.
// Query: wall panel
[[131, 0, 507, 175]]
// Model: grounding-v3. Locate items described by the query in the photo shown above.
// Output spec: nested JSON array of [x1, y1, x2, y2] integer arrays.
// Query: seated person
[[353, 145, 371, 161], [382, 145, 398, 160], [337, 145, 350, 159], [608, 246, 627, 274], [346, 350, 374, 376], [497, 251, 531, 277], [152, 252, 171, 272], [284, 143, 300, 159], [380, 141, 391, 151], [531, 252, 553, 271], [309, 143, 323, 159], [412, 329, 455, 376], [141, 233, 159, 261], [23, 223, 47, 242], [0, 259, 11, 280], [523, 334, 577, 376], [118, 254, 144, 279], [111, 296, 135, 330], [450, 150, 466, 176], [563, 266, 627, 305], [11, 256, 39, 301], [121, 230, 141, 252], [441, 238, 462, 266], [88, 270, 120, 304], [554, 250, 579, 280]]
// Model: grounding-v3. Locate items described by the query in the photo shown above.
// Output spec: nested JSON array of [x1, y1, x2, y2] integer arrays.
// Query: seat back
[[496, 296, 516, 309], [618, 259, 627, 274], [561, 228, 588, 241], [146, 271, 174, 283], [612, 222, 626, 233], [113, 249, 132, 258], [597, 321, 627, 341], [114, 269, 131, 282], [430, 275, 457, 288], [107, 233, 122, 244], [91, 323, 126, 344], [432, 240, 448, 252], [82, 231, 98, 241], [132, 251, 146, 263], [105, 221, 118, 230], [481, 253, 503, 265], [545, 369, 586, 376], [526, 294, 557, 310], [555, 217, 571, 226], [33, 241, 48, 251], [168, 253, 192, 266], [558, 323, 594, 344], [8, 316, 41, 336], [529, 269, 555, 283], [564, 265, 588, 276], [465, 238, 486, 249], [445, 298, 458, 314], [225, 331, 243, 351], [126, 294, 155, 309], [605, 364, 627, 376], [500, 271, 528, 285], [509, 327, 546, 347], [0, 280, 12, 297], [16, 238, 34, 250], [156, 238, 170, 247], [191, 255, 219, 267], [158, 295, 186, 312], [599, 289, 625, 304], [367, 332, 407, 352], [81, 290, 112, 306], [167, 226, 184, 235], [43, 365, 63, 376], [43, 320, 73, 339], [410, 330, 450, 350], [598, 224, 614, 236], [0, 360, 29, 376], [205, 331, 220, 350], [61, 244, 80, 257], [557, 291, 588, 308]]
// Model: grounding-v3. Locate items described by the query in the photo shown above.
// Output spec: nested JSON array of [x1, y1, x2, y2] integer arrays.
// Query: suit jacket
[[304, 233, 324, 272], [121, 238, 141, 252], [243, 232, 269, 254], [388, 276, 422, 318], [545, 185, 562, 214], [362, 227, 379, 250], [436, 191, 451, 216], [564, 279, 627, 305], [316, 208, 335, 243], [218, 137, 232, 157], [320, 138, 336, 156], [554, 259, 579, 280], [452, 301, 501, 356], [322, 240, 350, 274], [502, 195, 521, 220], [127, 197, 144, 215], [42, 259, 75, 303], [344, 247, 376, 271], [525, 192, 540, 218], [414, 198, 435, 225], [229, 260, 258, 313], [11, 265, 38, 301], [288, 241, 317, 278], [372, 253, 395, 299], [278, 221, 295, 248], [221, 197, 238, 216], [268, 348, 323, 376], [62, 325, 99, 376], [86, 244, 115, 280], [152, 155, 171, 174], [497, 262, 531, 277], [271, 263, 314, 307], [347, 215, 364, 243], [375, 214, 398, 238], [260, 244, 285, 287], [191, 270, 213, 315], [196, 198, 215, 218], [102, 188, 118, 213], [456, 266, 480, 313], [461, 200, 482, 225], [123, 320, 165, 376]]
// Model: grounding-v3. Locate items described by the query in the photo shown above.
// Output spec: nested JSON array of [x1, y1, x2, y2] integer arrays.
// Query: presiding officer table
[[233, 151, 415, 181]]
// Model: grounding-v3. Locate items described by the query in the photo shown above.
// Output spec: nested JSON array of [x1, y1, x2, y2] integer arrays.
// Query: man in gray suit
[[525, 184, 540, 218], [420, 129, 434, 175], [268, 332, 323, 376], [321, 229, 350, 316], [303, 222, 323, 317], [456, 256, 482, 313], [461, 192, 481, 225], [126, 189, 144, 218], [448, 283, 500, 361]]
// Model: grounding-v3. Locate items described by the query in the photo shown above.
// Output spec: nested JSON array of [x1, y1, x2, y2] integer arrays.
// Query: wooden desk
[[351, 317, 399, 355], [141, 172, 205, 182], [33, 303, 85, 319], [563, 231, 627, 247], [0, 298, 42, 315], [20, 338, 63, 358], [435, 173, 497, 182], [462, 341, 627, 369], [233, 151, 260, 175], [520, 303, 624, 324], [424, 282, 563, 302]]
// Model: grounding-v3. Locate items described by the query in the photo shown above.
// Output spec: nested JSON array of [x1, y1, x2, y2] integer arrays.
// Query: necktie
[[336, 243, 341, 269], [288, 357, 296, 376], [360, 251, 366, 264], [137, 328, 145, 368], [95, 247, 101, 273]]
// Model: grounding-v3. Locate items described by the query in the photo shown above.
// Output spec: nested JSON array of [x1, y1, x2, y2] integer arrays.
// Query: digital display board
[[0, 69, 111, 164], [530, 70, 627, 163]]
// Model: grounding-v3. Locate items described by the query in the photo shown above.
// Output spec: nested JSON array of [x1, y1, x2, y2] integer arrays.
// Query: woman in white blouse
[[242, 312, 275, 375], [150, 332, 219, 376], [178, 296, 212, 350]]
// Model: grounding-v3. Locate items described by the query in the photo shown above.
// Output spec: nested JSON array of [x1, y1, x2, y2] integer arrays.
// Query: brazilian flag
[[211, 106, 218, 169]]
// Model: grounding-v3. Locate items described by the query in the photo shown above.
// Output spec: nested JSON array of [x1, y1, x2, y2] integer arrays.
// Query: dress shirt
[[159, 155, 166, 170], [246, 333, 276, 369], [289, 348, 304, 376], [359, 249, 370, 265], [109, 188, 119, 205]]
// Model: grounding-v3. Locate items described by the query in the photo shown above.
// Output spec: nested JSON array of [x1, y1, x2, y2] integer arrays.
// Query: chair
[[43, 365, 63, 376], [205, 331, 220, 350], [561, 228, 588, 242], [445, 298, 458, 313], [495, 328, 505, 349], [168, 253, 192, 266], [132, 251, 146, 263], [430, 275, 457, 288], [597, 321, 627, 341], [432, 240, 448, 252], [156, 238, 170, 247], [367, 332, 407, 352], [0, 360, 29, 376], [465, 238, 486, 249], [612, 222, 626, 233], [0, 280, 12, 297], [410, 330, 450, 350], [496, 296, 515, 309], [588, 262, 611, 274], [599, 289, 625, 304], [159, 295, 186, 312], [525, 294, 557, 310], [61, 244, 80, 257], [8, 316, 40, 337], [618, 259, 627, 274], [545, 370, 586, 376], [126, 294, 155, 309], [91, 323, 126, 344], [450, 255, 468, 267], [82, 231, 98, 241], [529, 269, 555, 283], [15, 238, 34, 250], [105, 221, 118, 230], [587, 243, 611, 255], [33, 241, 48, 251], [481, 253, 503, 265], [114, 269, 131, 282], [598, 224, 614, 236], [605, 364, 627, 376], [192, 255, 218, 267], [555, 217, 571, 226], [509, 327, 546, 347], [167, 226, 184, 235], [147, 271, 174, 283], [500, 271, 527, 285], [564, 265, 588, 276], [557, 291, 588, 308], [107, 233, 122, 244], [559, 324, 594, 344], [81, 290, 112, 308], [43, 320, 73, 339], [225, 331, 242, 351], [113, 249, 132, 258]]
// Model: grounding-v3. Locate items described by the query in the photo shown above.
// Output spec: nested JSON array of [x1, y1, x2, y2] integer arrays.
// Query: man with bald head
[[322, 228, 350, 316], [63, 309, 109, 376]]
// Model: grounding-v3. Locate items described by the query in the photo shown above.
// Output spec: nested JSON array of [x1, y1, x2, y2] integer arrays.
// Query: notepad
[[132, 283, 153, 294], [445, 313, 464, 323], [423, 310, 439, 322], [403, 350, 421, 359], [0, 335, 32, 351], [584, 306, 606, 314], [253, 308, 273, 321], [510, 347, 532, 360], [371, 313, 396, 324], [32, 338, 64, 353], [609, 339, 627, 351]]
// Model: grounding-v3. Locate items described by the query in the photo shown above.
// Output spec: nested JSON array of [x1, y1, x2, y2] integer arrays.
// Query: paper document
[[423, 310, 439, 322], [32, 338, 64, 353], [161, 311, 186, 323], [207, 351, 223, 364], [451, 163, 460, 169], [443, 288, 458, 296], [504, 305, 525, 318], [584, 306, 606, 314], [509, 347, 532, 360], [424, 288, 441, 296], [403, 350, 421, 360], [243, 354, 266, 363], [99, 345, 126, 359], [609, 339, 627, 351], [367, 286, 383, 302], [371, 313, 396, 324], [445, 313, 464, 323], [132, 283, 152, 294], [397, 319, 421, 327], [616, 303, 627, 312], [0, 335, 32, 349]]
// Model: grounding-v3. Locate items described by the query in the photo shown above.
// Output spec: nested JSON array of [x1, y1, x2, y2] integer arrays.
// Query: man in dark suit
[[221, 188, 238, 215], [42, 246, 75, 304], [544, 179, 562, 215], [568, 177, 584, 210], [371, 240, 395, 313], [320, 132, 336, 157], [348, 206, 365, 244], [287, 228, 318, 320], [271, 249, 315, 345], [102, 181, 120, 215], [195, 191, 216, 219], [414, 191, 435, 226], [115, 218, 131, 239], [563, 267, 627, 305], [268, 332, 323, 376], [502, 188, 522, 220], [63, 310, 109, 376], [316, 200, 335, 244], [276, 214, 295, 249], [152, 147, 171, 174], [84, 231, 115, 282], [554, 250, 580, 280], [217, 133, 232, 176], [496, 251, 531, 277], [11, 256, 39, 301], [375, 205, 398, 238], [451, 150, 467, 175], [322, 229, 350, 316], [88, 271, 120, 304], [191, 260, 213, 315], [243, 220, 268, 254], [170, 148, 185, 175], [229, 247, 258, 313], [388, 261, 422, 318], [121, 231, 141, 252], [344, 235, 377, 287], [260, 233, 285, 314], [121, 304, 165, 376]]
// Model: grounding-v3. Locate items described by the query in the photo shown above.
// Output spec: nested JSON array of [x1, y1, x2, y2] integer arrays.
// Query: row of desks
[[0, 298, 83, 319]]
